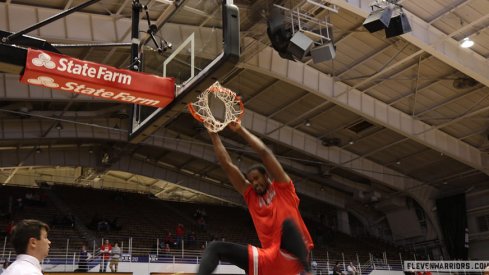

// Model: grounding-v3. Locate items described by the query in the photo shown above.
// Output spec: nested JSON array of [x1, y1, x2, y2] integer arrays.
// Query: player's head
[[246, 164, 270, 195], [10, 219, 50, 261]]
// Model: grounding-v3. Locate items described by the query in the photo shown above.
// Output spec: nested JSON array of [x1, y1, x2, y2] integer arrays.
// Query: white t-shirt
[[2, 254, 43, 275], [347, 265, 357, 273]]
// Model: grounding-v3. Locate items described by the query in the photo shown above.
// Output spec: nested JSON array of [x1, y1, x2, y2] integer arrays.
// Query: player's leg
[[197, 241, 248, 275], [280, 218, 310, 273]]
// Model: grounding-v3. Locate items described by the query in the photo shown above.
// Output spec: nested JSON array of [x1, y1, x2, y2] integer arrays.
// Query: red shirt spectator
[[176, 224, 185, 238], [101, 240, 112, 260], [5, 221, 14, 236]]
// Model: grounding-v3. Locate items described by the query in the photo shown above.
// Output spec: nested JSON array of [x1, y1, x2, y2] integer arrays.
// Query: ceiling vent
[[321, 137, 341, 147], [347, 120, 374, 134], [453, 77, 478, 89], [111, 108, 129, 119]]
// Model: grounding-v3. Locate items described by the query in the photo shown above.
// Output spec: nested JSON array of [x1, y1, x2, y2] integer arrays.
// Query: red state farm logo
[[31, 53, 56, 69], [27, 76, 59, 88]]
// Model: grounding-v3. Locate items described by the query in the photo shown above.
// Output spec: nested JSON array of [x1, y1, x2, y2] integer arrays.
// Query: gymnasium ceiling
[[0, 0, 488, 218]]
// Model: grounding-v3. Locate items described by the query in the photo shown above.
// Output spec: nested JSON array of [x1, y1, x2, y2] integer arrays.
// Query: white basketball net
[[188, 82, 244, 133]]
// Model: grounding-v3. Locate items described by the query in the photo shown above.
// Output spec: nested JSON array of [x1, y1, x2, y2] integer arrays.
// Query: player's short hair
[[11, 219, 49, 254], [246, 164, 268, 176]]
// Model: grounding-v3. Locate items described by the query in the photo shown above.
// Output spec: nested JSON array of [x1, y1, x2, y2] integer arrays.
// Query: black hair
[[10, 219, 49, 255], [246, 164, 268, 176]]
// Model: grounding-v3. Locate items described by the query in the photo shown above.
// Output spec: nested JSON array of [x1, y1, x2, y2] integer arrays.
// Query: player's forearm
[[209, 132, 234, 168], [236, 126, 270, 157]]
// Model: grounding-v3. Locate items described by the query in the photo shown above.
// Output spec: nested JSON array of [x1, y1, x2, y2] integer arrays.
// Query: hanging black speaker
[[363, 7, 393, 33], [385, 10, 412, 38]]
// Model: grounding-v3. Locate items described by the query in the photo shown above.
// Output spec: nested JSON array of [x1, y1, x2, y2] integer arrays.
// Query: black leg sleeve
[[197, 241, 248, 275], [280, 218, 310, 272]]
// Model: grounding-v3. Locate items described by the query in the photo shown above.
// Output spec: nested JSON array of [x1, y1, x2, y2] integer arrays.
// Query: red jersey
[[244, 180, 314, 251]]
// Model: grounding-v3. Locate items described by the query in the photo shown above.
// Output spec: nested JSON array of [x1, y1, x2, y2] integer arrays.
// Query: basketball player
[[198, 121, 313, 275]]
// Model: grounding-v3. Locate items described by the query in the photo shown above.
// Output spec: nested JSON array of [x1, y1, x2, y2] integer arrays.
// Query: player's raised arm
[[228, 122, 290, 184], [208, 131, 248, 195]]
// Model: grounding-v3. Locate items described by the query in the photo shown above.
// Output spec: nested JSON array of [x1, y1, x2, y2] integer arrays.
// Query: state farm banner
[[20, 48, 175, 108]]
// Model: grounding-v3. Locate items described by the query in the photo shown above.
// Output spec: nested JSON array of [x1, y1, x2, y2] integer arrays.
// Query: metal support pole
[[2, 236, 6, 259], [342, 252, 346, 271], [399, 252, 403, 269], [3, 0, 102, 43], [156, 238, 159, 257], [181, 239, 184, 258], [356, 253, 361, 274], [65, 238, 70, 271], [130, 0, 143, 125], [92, 240, 96, 258], [326, 251, 330, 273], [130, 0, 142, 72]]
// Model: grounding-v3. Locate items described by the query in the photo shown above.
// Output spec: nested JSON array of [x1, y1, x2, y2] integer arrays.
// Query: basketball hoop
[[187, 81, 244, 133]]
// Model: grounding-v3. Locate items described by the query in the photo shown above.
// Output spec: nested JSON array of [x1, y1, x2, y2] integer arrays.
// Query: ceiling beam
[[240, 45, 489, 176], [0, 147, 243, 205], [426, 0, 470, 24], [361, 55, 434, 95], [336, 43, 393, 78], [0, 116, 347, 207], [267, 92, 311, 119], [244, 79, 280, 104], [414, 86, 484, 118], [0, 3, 220, 60], [328, 0, 489, 89], [387, 71, 458, 106]]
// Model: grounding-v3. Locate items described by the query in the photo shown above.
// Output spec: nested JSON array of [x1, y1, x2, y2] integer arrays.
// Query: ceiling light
[[35, 148, 41, 154], [460, 37, 474, 48], [305, 120, 311, 127], [55, 122, 63, 130]]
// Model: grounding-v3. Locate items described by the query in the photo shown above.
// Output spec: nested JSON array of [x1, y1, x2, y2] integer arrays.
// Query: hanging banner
[[20, 48, 175, 108]]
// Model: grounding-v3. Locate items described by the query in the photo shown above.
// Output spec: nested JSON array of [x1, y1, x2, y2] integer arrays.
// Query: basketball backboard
[[129, 0, 239, 143]]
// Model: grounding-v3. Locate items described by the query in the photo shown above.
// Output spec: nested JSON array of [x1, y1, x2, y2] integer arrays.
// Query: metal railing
[[0, 236, 436, 274]]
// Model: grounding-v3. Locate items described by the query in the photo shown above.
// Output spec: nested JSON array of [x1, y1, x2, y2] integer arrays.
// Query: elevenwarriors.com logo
[[404, 261, 489, 272]]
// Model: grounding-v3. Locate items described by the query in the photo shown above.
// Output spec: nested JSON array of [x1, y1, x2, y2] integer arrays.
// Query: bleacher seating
[[1, 184, 408, 264], [51, 185, 260, 253], [0, 185, 84, 254]]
